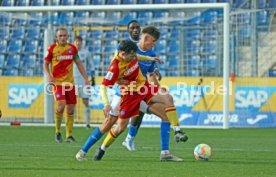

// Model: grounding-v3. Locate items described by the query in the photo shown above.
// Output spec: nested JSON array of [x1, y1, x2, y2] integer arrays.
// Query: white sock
[[100, 144, 106, 151], [161, 150, 169, 155], [173, 126, 180, 132]]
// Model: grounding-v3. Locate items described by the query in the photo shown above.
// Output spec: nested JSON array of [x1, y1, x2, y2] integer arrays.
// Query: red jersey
[[44, 42, 79, 85], [102, 55, 146, 92]]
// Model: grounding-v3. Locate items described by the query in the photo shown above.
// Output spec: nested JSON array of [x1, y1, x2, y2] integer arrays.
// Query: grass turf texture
[[0, 126, 275, 177]]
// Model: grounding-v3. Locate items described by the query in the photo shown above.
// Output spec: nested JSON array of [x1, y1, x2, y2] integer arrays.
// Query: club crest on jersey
[[120, 109, 125, 115], [124, 63, 138, 76], [68, 49, 72, 54]]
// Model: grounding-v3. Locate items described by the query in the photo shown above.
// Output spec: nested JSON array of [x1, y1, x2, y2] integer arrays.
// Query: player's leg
[[76, 95, 121, 161], [78, 83, 91, 128], [93, 118, 129, 161], [53, 85, 66, 143], [65, 86, 77, 143], [82, 98, 90, 128]]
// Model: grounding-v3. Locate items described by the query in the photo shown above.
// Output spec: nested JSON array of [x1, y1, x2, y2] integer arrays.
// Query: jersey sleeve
[[44, 45, 54, 63], [102, 60, 119, 87], [72, 44, 80, 61]]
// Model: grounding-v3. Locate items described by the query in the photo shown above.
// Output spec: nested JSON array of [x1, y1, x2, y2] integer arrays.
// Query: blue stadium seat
[[25, 28, 41, 39], [169, 29, 180, 39], [8, 39, 23, 53], [91, 11, 105, 20], [1, 0, 15, 6], [159, 29, 168, 39], [103, 54, 113, 66], [0, 27, 9, 40], [15, 0, 30, 6], [29, 12, 43, 26], [3, 68, 19, 76], [22, 68, 34, 76], [88, 40, 102, 53], [89, 30, 103, 39], [22, 54, 36, 68], [78, 30, 89, 39], [186, 39, 200, 54], [121, 31, 129, 39], [123, 12, 138, 21], [187, 0, 201, 3], [202, 40, 217, 54], [14, 13, 28, 26], [168, 40, 180, 53], [6, 54, 21, 69], [59, 12, 74, 25], [168, 71, 179, 76], [235, 0, 250, 8], [30, 0, 44, 6], [154, 0, 169, 4], [203, 30, 217, 39], [122, 0, 137, 4], [107, 0, 121, 4], [61, 0, 75, 5], [258, 11, 268, 25], [92, 55, 101, 69], [0, 55, 5, 68], [11, 28, 25, 39], [75, 0, 90, 5], [169, 11, 185, 25], [202, 55, 217, 69], [154, 11, 169, 23], [186, 11, 201, 25], [104, 40, 118, 53], [0, 40, 7, 53], [23, 40, 39, 54], [169, 0, 184, 3], [154, 40, 167, 54], [259, 0, 267, 8], [45, 12, 59, 25], [186, 29, 201, 40], [0, 13, 12, 26], [186, 69, 200, 77], [268, 0, 276, 8], [202, 10, 218, 24], [239, 27, 251, 39], [138, 0, 153, 4], [187, 55, 200, 69], [92, 0, 105, 5], [106, 12, 121, 21], [138, 11, 153, 23], [104, 31, 119, 39]]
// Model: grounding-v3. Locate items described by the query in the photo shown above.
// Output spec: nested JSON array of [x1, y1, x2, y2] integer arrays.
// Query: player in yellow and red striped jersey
[[44, 28, 90, 143]]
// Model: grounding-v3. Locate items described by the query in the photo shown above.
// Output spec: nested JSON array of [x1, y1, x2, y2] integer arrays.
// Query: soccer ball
[[194, 143, 212, 161]]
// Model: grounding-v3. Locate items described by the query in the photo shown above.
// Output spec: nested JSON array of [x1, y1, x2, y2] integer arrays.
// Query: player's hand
[[152, 57, 163, 64], [85, 78, 90, 86], [154, 68, 162, 81], [103, 105, 112, 117], [48, 76, 55, 85]]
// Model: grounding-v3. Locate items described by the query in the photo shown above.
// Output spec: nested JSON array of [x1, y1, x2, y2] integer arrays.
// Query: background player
[[73, 36, 95, 128], [44, 28, 90, 143]]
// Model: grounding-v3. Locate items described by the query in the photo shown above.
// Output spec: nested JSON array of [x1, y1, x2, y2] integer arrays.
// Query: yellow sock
[[66, 114, 74, 138], [165, 106, 180, 126], [55, 112, 63, 133], [102, 129, 117, 149]]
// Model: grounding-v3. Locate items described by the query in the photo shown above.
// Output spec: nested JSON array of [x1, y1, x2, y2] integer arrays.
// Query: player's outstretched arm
[[75, 59, 90, 85], [137, 54, 163, 63], [100, 85, 112, 117]]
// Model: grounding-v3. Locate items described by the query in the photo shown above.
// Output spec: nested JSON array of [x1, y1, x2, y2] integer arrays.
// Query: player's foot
[[122, 139, 136, 151], [66, 136, 76, 143], [86, 124, 91, 129], [55, 132, 62, 143], [93, 148, 105, 161], [174, 130, 188, 143], [76, 150, 87, 161], [160, 152, 183, 162]]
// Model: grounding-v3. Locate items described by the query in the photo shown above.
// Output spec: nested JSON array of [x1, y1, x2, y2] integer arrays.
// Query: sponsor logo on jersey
[[57, 55, 73, 60], [105, 71, 114, 80], [124, 63, 139, 76]]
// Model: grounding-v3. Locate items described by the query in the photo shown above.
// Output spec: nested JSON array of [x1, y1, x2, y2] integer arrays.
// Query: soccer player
[[78, 40, 183, 161], [44, 28, 90, 143], [121, 25, 188, 151], [73, 36, 95, 128]]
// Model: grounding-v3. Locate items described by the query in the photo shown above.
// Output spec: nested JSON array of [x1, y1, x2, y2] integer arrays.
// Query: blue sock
[[160, 121, 170, 151], [128, 125, 138, 137], [82, 127, 103, 153]]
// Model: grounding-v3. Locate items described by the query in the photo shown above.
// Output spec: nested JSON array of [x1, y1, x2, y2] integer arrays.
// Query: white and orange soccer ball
[[194, 143, 212, 161]]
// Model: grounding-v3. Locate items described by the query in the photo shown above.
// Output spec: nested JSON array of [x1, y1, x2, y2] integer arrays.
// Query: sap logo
[[170, 87, 203, 107], [204, 114, 238, 124], [8, 84, 43, 108], [235, 90, 268, 108]]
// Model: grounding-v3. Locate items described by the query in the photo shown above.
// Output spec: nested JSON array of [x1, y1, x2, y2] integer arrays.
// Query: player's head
[[140, 26, 160, 50], [127, 20, 141, 42], [74, 36, 83, 50], [118, 40, 138, 62], [56, 28, 69, 45]]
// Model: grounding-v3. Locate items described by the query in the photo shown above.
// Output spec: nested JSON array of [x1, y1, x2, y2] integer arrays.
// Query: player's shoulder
[[48, 43, 57, 51], [68, 43, 78, 50]]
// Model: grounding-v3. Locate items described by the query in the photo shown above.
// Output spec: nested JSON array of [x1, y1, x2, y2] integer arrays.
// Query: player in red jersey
[[44, 28, 90, 143]]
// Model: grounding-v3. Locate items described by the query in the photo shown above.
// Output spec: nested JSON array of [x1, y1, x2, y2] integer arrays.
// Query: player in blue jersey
[[121, 25, 188, 151]]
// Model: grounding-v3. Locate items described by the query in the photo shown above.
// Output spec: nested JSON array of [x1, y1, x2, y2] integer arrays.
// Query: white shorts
[[74, 76, 89, 99]]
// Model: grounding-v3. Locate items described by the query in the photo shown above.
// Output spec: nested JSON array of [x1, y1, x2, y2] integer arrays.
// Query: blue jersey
[[137, 46, 156, 78]]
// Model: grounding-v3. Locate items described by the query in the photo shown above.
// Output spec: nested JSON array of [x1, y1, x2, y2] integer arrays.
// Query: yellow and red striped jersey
[[44, 42, 79, 85]]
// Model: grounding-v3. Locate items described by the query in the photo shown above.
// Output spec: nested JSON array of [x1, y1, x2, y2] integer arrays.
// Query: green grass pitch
[[0, 126, 275, 177]]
